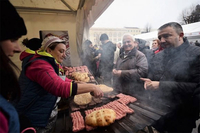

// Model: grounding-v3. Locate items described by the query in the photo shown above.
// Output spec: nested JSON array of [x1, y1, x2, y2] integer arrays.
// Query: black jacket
[[99, 41, 116, 72], [82, 47, 97, 75], [149, 39, 200, 132], [135, 38, 154, 68]]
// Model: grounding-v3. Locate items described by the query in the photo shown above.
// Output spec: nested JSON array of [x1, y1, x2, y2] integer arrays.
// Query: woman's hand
[[77, 84, 104, 98], [91, 84, 104, 98]]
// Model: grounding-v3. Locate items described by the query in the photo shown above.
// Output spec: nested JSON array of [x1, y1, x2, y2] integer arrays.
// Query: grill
[[55, 91, 170, 133]]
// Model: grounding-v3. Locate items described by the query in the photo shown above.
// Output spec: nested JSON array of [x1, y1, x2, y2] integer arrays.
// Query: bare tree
[[179, 4, 200, 24], [144, 23, 152, 33]]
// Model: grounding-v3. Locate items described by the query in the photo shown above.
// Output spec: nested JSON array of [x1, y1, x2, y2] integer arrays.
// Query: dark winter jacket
[[82, 47, 98, 75], [148, 38, 200, 132], [148, 39, 200, 105], [113, 47, 148, 94], [135, 38, 154, 66], [99, 41, 116, 72]]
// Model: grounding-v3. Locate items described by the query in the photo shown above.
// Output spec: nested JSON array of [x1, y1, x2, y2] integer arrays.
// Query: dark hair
[[153, 39, 160, 45], [100, 33, 109, 41], [158, 22, 183, 34], [0, 47, 21, 101], [84, 40, 92, 47], [22, 38, 42, 51]]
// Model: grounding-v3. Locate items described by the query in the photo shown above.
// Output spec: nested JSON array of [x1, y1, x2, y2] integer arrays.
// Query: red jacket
[[154, 47, 163, 54], [25, 51, 76, 97], [0, 111, 8, 133]]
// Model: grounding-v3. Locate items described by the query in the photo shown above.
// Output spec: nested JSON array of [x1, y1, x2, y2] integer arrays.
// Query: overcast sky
[[92, 0, 200, 29]]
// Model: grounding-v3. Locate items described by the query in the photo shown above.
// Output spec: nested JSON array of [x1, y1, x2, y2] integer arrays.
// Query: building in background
[[89, 27, 141, 45]]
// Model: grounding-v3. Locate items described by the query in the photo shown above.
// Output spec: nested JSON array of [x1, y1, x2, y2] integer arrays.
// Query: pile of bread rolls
[[71, 72, 90, 82]]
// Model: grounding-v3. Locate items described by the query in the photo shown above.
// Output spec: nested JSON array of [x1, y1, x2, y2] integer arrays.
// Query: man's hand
[[140, 78, 160, 90], [113, 69, 122, 76]]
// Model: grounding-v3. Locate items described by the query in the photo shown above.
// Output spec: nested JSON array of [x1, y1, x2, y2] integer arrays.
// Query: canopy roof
[[134, 22, 200, 41], [10, 0, 114, 60], [183, 22, 200, 37], [10, 0, 114, 28], [10, 0, 85, 14]]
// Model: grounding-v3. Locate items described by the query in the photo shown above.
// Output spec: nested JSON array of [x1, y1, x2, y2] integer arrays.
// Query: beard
[[160, 42, 171, 49]]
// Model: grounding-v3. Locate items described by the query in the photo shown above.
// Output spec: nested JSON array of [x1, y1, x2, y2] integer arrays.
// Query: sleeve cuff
[[71, 83, 77, 96]]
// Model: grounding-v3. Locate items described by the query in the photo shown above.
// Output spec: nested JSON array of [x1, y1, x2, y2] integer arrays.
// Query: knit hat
[[0, 0, 27, 41], [41, 36, 66, 51]]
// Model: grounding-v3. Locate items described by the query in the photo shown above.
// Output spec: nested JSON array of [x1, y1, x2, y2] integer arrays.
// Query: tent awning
[[134, 22, 200, 41]]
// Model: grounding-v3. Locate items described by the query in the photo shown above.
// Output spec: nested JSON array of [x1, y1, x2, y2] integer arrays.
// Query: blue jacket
[[0, 95, 20, 133], [15, 57, 58, 127]]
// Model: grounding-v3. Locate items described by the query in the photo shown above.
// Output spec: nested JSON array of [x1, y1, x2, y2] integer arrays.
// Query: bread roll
[[84, 77, 90, 82], [71, 72, 90, 82], [74, 93, 92, 105], [85, 109, 116, 127], [97, 84, 113, 93]]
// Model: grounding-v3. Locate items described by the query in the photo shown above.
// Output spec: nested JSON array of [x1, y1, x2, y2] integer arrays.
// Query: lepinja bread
[[85, 109, 116, 127], [97, 84, 113, 93], [71, 72, 90, 82], [74, 93, 92, 105]]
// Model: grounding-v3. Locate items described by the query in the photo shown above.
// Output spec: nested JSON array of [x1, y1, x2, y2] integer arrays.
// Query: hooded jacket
[[20, 49, 36, 69]]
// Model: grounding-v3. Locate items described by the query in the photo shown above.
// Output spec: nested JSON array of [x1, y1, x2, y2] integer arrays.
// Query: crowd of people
[[82, 23, 200, 133], [0, 1, 199, 133]]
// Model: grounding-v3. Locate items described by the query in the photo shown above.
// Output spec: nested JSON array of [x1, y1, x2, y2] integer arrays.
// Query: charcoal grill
[[55, 91, 170, 133]]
